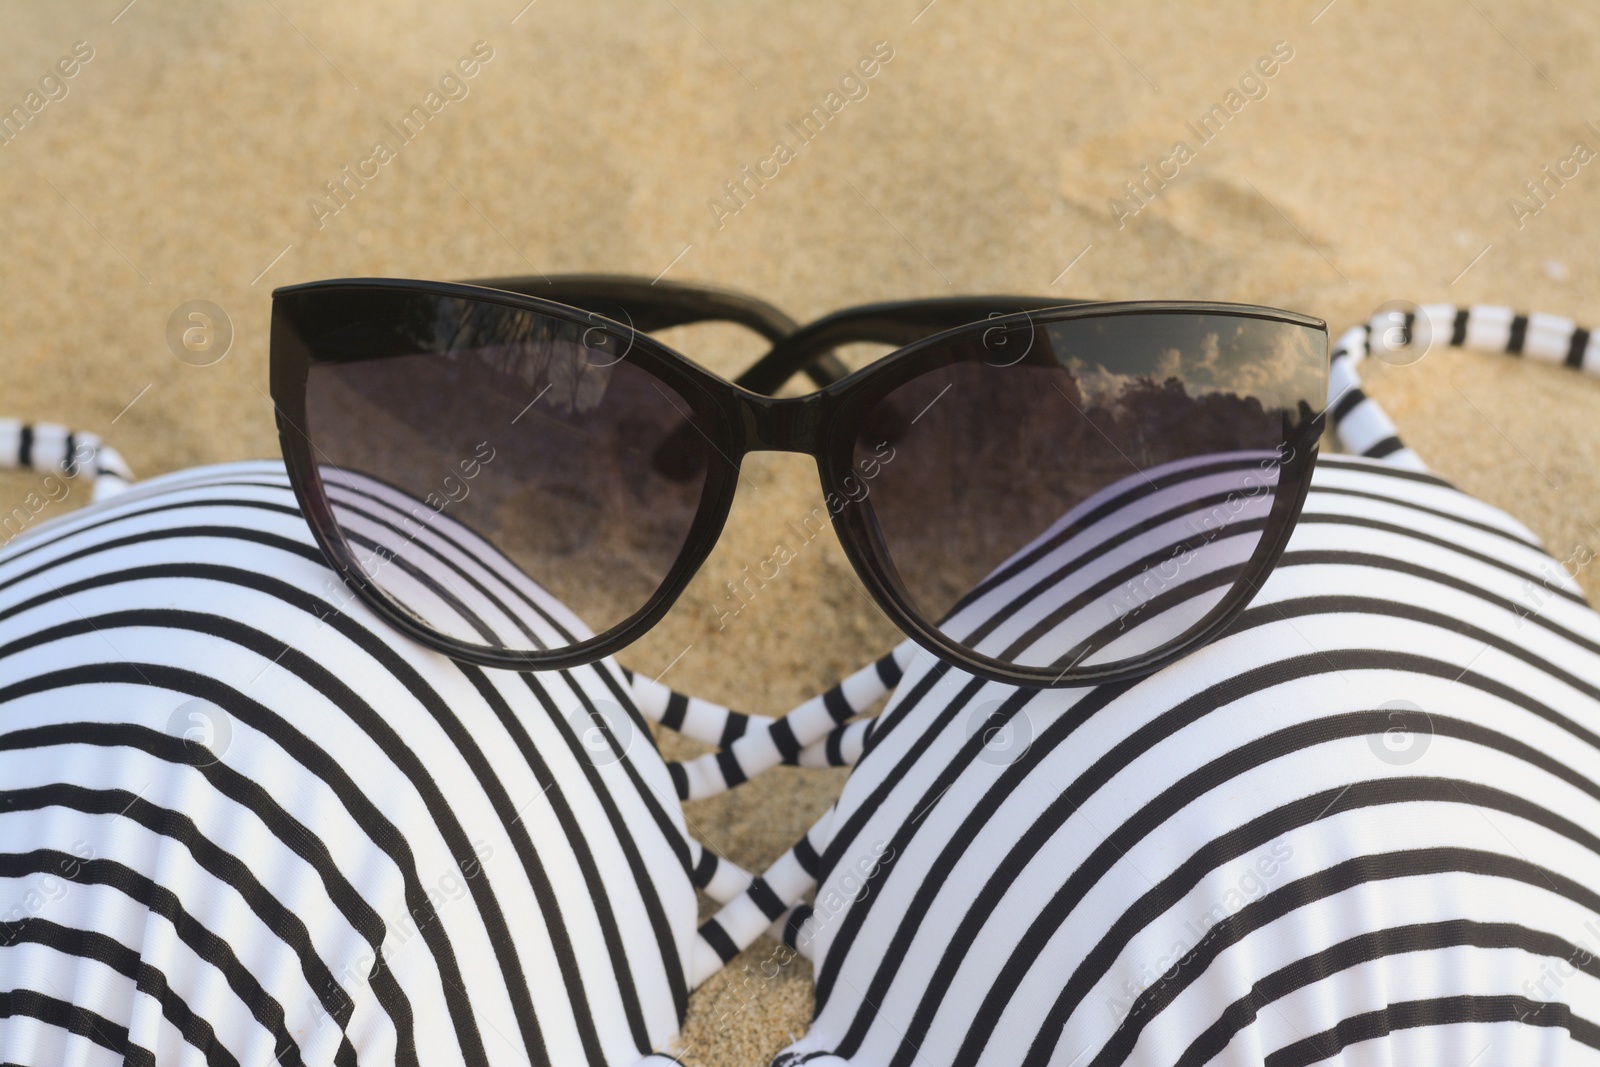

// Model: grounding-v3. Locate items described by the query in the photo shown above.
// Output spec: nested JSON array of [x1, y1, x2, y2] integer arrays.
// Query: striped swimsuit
[[0, 304, 1597, 1065]]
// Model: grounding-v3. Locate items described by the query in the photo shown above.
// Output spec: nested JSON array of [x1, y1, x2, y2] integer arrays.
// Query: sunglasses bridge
[[727, 388, 832, 455]]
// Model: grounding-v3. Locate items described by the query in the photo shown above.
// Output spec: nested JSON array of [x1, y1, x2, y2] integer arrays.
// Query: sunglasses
[[269, 276, 1327, 688]]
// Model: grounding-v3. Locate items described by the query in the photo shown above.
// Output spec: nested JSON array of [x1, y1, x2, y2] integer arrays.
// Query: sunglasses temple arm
[[472, 272, 854, 396], [653, 295, 1090, 477], [738, 294, 1093, 395], [468, 273, 800, 336]]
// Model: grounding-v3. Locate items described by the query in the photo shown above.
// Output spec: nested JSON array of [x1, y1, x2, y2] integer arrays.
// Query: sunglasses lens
[[283, 288, 710, 652], [853, 310, 1325, 678]]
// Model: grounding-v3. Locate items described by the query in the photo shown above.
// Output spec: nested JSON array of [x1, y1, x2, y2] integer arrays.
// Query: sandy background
[[2, 2, 1598, 1062]]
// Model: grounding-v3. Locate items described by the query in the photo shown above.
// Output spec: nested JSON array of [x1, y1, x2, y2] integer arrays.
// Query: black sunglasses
[[269, 276, 1327, 688]]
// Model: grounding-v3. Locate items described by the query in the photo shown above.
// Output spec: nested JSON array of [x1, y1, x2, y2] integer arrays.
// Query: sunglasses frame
[[270, 277, 1326, 688]]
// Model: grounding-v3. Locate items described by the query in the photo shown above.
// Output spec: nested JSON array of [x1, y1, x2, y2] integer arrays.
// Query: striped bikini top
[[0, 302, 1596, 1067]]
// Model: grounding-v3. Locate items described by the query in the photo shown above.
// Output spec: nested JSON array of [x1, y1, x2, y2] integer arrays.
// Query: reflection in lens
[[854, 312, 1323, 676], [286, 289, 710, 652]]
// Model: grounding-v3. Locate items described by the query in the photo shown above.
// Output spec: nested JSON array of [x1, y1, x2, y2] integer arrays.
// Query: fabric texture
[[0, 461, 698, 1066], [768, 453, 1600, 1067], [0, 462, 896, 1066], [0, 302, 1596, 1065], [749, 303, 1600, 1066]]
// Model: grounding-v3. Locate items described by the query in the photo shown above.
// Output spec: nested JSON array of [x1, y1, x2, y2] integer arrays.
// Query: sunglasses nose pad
[[862, 398, 910, 451], [652, 419, 708, 482]]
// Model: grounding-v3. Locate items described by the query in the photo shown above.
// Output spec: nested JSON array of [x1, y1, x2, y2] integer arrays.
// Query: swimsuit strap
[[0, 417, 134, 499], [640, 646, 916, 801], [688, 300, 1600, 987], [1328, 302, 1599, 469], [628, 666, 885, 776], [689, 806, 838, 985]]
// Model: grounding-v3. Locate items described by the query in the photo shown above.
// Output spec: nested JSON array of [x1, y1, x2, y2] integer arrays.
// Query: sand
[[2, 2, 1597, 1062]]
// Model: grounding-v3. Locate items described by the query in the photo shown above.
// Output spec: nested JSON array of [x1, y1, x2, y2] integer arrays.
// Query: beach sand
[[2, 2, 1597, 1062]]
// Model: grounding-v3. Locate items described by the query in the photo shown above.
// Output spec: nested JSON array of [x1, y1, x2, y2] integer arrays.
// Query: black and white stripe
[[0, 418, 135, 499], [1325, 302, 1598, 469], [754, 451, 1600, 1067], [0, 459, 833, 1066], [4, 299, 1597, 1065], [743, 305, 1600, 1066], [634, 650, 910, 801]]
